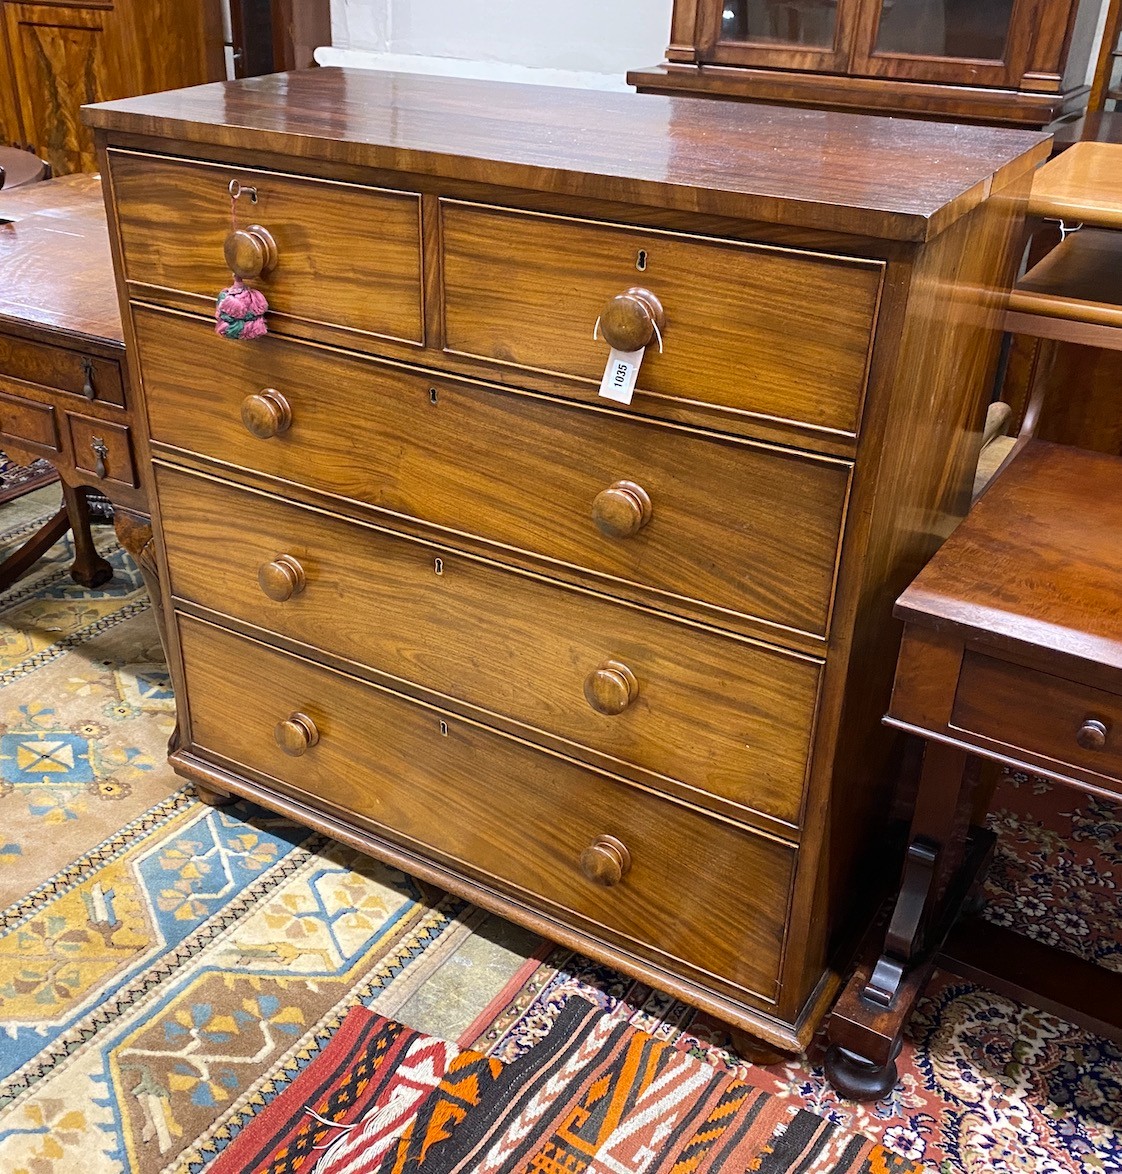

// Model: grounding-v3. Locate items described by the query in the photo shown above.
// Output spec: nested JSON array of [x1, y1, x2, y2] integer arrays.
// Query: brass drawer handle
[[579, 834, 631, 887], [1076, 718, 1109, 751], [597, 287, 664, 352], [90, 436, 109, 479], [584, 661, 638, 715], [82, 358, 95, 400], [224, 224, 277, 280], [591, 480, 651, 539], [275, 711, 318, 756], [242, 389, 291, 438], [258, 554, 306, 602]]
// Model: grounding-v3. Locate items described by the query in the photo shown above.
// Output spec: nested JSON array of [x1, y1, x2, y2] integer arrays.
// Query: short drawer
[[441, 201, 882, 436], [0, 389, 58, 453], [177, 613, 794, 1002], [0, 333, 124, 406], [67, 413, 137, 488], [952, 650, 1122, 787], [138, 307, 850, 640], [158, 465, 821, 827], [109, 150, 424, 345]]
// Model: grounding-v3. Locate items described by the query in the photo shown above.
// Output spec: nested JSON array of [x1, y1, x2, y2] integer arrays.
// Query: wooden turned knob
[[1076, 718, 1108, 751], [598, 287, 664, 352], [258, 554, 305, 601], [580, 835, 631, 887], [592, 480, 652, 538], [275, 712, 318, 756], [584, 661, 639, 715], [241, 389, 291, 438], [224, 224, 277, 279]]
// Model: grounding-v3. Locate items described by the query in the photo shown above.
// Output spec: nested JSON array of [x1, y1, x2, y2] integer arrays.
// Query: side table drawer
[[441, 201, 882, 436], [109, 150, 424, 345], [177, 613, 794, 1003], [67, 413, 137, 488], [953, 651, 1122, 786], [0, 390, 58, 453], [0, 333, 124, 405], [158, 464, 821, 827]]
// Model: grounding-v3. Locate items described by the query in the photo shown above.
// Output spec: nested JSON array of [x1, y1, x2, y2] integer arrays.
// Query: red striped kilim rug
[[212, 996, 921, 1174]]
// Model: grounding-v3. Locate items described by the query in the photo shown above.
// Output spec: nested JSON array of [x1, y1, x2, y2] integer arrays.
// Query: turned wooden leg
[[0, 505, 72, 592], [825, 742, 992, 1100], [62, 482, 112, 588]]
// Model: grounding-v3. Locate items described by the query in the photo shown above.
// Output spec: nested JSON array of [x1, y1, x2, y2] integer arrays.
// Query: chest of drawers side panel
[[776, 173, 1035, 1017]]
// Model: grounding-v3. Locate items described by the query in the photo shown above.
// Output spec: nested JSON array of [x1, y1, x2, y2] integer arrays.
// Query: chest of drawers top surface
[[86, 68, 1046, 242]]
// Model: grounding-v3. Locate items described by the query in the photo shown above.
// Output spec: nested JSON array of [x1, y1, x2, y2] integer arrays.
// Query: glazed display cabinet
[[629, 0, 1102, 127]]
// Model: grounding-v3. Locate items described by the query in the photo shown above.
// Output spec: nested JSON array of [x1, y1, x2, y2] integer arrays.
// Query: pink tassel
[[216, 278, 268, 340]]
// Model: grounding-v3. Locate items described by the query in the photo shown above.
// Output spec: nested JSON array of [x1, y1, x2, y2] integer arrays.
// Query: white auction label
[[598, 347, 644, 405]]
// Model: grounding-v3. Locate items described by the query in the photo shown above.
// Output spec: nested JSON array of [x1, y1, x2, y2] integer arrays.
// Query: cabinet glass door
[[699, 0, 859, 71], [852, 0, 1036, 85]]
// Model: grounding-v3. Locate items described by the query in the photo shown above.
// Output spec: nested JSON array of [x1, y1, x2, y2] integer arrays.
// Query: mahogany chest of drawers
[[87, 70, 1046, 1054]]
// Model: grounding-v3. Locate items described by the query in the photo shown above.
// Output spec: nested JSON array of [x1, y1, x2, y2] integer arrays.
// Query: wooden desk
[[0, 175, 157, 606], [1024, 141, 1122, 229]]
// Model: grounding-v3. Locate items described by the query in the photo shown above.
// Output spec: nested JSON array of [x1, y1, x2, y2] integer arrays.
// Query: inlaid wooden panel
[[441, 202, 882, 437], [109, 150, 424, 344], [136, 307, 851, 641], [0, 388, 58, 452], [177, 613, 795, 1002], [158, 464, 822, 827], [67, 413, 136, 488], [0, 333, 123, 407]]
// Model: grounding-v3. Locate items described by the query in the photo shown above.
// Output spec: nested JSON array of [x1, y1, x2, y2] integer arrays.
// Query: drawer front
[[953, 651, 1122, 786], [177, 614, 794, 1001], [0, 389, 58, 453], [0, 333, 124, 406], [158, 465, 821, 827], [109, 150, 424, 345], [67, 414, 137, 488], [441, 202, 882, 436], [138, 308, 850, 639]]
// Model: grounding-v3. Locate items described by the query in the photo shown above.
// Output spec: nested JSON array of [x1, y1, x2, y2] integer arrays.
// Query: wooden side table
[[825, 142, 1122, 1100], [0, 175, 159, 614]]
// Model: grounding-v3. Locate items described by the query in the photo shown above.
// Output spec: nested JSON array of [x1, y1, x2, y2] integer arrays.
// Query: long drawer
[[441, 201, 883, 436], [177, 613, 795, 1003], [158, 464, 821, 828], [109, 150, 424, 345], [137, 307, 851, 641]]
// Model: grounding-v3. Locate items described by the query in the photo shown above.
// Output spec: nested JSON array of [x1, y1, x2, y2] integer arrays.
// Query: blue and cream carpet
[[0, 493, 1118, 1173]]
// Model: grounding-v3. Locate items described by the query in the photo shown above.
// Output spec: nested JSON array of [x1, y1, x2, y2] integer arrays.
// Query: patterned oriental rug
[[0, 451, 57, 507], [0, 499, 1120, 1173]]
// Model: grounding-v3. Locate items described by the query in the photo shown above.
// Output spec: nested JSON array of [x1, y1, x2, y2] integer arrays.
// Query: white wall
[[323, 0, 675, 89]]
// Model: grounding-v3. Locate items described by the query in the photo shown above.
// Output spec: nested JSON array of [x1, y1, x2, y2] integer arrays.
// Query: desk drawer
[[0, 333, 124, 406], [0, 389, 58, 453], [67, 413, 137, 489], [159, 465, 820, 827], [177, 613, 793, 1002], [109, 150, 424, 345], [138, 308, 850, 640], [953, 651, 1122, 786], [441, 202, 882, 436]]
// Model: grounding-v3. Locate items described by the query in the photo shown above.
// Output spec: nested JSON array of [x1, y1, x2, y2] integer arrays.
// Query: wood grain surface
[[441, 201, 881, 436], [157, 463, 822, 830], [177, 612, 796, 1004], [135, 307, 852, 642], [84, 68, 1048, 242], [110, 150, 424, 344]]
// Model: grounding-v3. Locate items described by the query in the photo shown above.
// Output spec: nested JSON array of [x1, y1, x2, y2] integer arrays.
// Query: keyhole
[[439, 720, 449, 736], [636, 250, 648, 272], [434, 558, 443, 576], [429, 388, 438, 404]]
